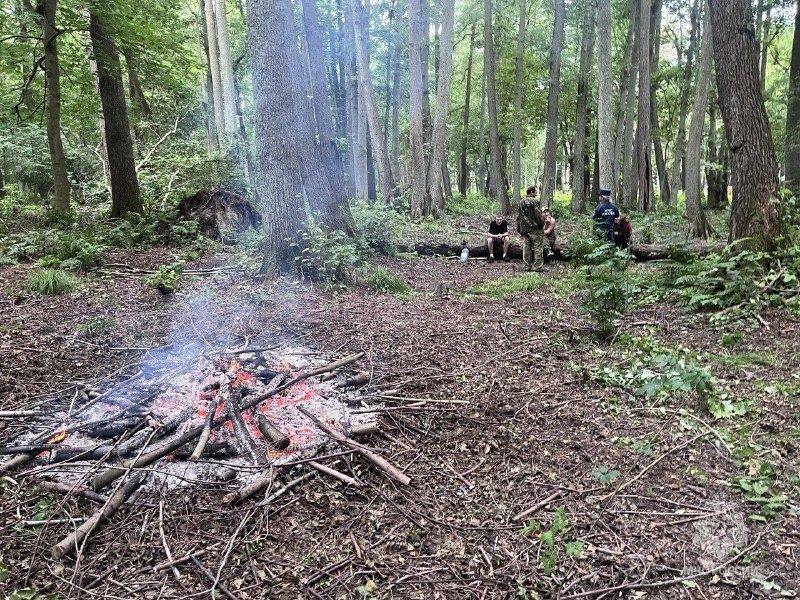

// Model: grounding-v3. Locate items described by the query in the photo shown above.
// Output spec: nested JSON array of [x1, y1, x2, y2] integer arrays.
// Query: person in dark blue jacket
[[593, 189, 620, 242]]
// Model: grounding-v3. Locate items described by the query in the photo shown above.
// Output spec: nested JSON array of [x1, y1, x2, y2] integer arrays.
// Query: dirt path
[[1, 251, 798, 598]]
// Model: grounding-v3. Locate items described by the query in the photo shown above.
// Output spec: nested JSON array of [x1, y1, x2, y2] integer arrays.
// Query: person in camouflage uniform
[[517, 187, 545, 271]]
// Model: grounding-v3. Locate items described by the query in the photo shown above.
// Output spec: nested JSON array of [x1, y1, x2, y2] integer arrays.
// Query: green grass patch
[[356, 265, 410, 296], [26, 268, 77, 296], [466, 272, 544, 298]]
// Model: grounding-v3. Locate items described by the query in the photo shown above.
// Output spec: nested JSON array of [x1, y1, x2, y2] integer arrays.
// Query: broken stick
[[52, 473, 144, 558], [256, 413, 290, 450], [190, 398, 217, 460], [297, 406, 410, 486], [90, 353, 363, 491]]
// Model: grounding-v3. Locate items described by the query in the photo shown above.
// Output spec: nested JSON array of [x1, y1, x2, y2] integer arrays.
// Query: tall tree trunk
[[459, 20, 476, 197], [685, 1, 713, 239], [669, 0, 699, 200], [89, 10, 142, 217], [351, 0, 396, 204], [571, 1, 595, 214], [344, 6, 365, 200], [384, 1, 395, 138], [541, 0, 566, 208], [36, 0, 70, 212], [408, 0, 428, 218], [759, 6, 770, 91], [428, 0, 455, 215], [300, 0, 356, 233], [512, 0, 527, 202], [484, 0, 509, 213], [391, 44, 401, 174], [476, 65, 487, 195], [203, 0, 227, 144], [198, 0, 218, 152], [84, 17, 110, 191], [622, 3, 641, 207], [709, 0, 781, 250], [636, 0, 653, 212], [248, 0, 306, 275], [420, 0, 431, 144], [706, 96, 728, 208], [785, 1, 800, 193], [213, 0, 239, 143], [596, 0, 614, 193], [613, 14, 636, 200], [649, 0, 670, 205]]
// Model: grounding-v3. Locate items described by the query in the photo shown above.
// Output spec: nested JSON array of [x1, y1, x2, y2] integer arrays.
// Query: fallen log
[[224, 384, 259, 464], [51, 473, 144, 558], [406, 240, 726, 262], [90, 353, 364, 491], [190, 398, 217, 460], [297, 406, 410, 486], [256, 413, 290, 450]]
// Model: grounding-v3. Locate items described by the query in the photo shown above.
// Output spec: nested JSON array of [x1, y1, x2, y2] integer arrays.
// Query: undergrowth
[[26, 269, 76, 296]]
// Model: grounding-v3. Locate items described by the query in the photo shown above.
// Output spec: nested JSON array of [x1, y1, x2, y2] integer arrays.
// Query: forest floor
[[1, 216, 799, 599]]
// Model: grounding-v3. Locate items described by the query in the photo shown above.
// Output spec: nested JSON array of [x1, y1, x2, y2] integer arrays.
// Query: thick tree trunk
[[685, 2, 713, 239], [541, 0, 566, 208], [212, 0, 239, 143], [484, 0, 509, 213], [84, 18, 110, 192], [512, 0, 527, 203], [571, 2, 595, 214], [785, 2, 800, 193], [459, 21, 476, 197], [344, 8, 366, 201], [613, 14, 636, 200], [300, 0, 356, 234], [709, 0, 781, 250], [759, 7, 770, 91], [636, 0, 652, 212], [89, 11, 142, 217], [621, 3, 640, 208], [669, 0, 699, 200], [351, 0, 396, 205], [37, 0, 70, 212], [390, 33, 401, 174], [596, 0, 614, 192], [203, 0, 227, 144], [420, 0, 431, 144], [706, 98, 728, 209], [248, 0, 307, 274], [198, 1, 218, 152], [408, 0, 428, 218], [427, 0, 455, 215], [475, 66, 487, 195]]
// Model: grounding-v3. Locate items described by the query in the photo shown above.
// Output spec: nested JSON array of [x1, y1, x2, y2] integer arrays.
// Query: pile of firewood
[[0, 349, 408, 559]]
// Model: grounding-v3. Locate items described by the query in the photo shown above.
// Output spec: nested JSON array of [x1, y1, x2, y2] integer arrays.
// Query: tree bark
[[669, 0, 699, 200], [408, 0, 428, 218], [706, 96, 728, 209], [636, 0, 652, 212], [484, 0, 510, 213], [649, 0, 670, 206], [351, 0, 396, 204], [613, 14, 636, 201], [785, 1, 800, 193], [709, 0, 781, 250], [344, 6, 366, 201], [759, 6, 770, 91], [198, 0, 218, 152], [390, 29, 401, 174], [212, 0, 239, 143], [459, 21, 476, 197], [420, 0, 431, 143], [248, 0, 307, 274], [541, 0, 566, 208], [621, 1, 640, 208], [685, 1, 713, 239], [475, 64, 487, 195], [596, 0, 614, 192], [203, 0, 227, 144], [512, 0, 527, 203], [36, 0, 70, 213], [89, 9, 142, 217], [571, 1, 595, 214], [428, 0, 455, 215]]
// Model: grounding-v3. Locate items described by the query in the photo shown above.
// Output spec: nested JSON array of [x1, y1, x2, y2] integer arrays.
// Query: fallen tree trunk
[[405, 240, 726, 262]]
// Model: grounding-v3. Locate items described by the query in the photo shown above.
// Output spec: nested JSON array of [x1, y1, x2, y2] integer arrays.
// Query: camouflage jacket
[[517, 197, 543, 235]]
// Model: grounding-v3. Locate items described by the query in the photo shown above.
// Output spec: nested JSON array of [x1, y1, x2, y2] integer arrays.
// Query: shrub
[[580, 243, 632, 339], [144, 262, 184, 294], [295, 221, 371, 285], [51, 233, 106, 270], [350, 199, 401, 255], [26, 269, 76, 296], [356, 265, 410, 295]]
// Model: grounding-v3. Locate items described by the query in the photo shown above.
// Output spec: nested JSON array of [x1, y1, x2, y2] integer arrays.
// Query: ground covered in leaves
[[1, 237, 799, 599]]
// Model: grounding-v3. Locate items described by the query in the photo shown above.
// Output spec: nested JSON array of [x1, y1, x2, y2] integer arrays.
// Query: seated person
[[593, 189, 620, 242], [542, 207, 557, 256], [613, 213, 633, 249], [487, 214, 510, 261]]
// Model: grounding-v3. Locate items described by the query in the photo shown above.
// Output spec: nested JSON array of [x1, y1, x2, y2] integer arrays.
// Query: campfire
[[1, 344, 408, 558]]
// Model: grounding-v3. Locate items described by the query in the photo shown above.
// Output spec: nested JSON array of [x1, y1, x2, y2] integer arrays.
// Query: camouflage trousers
[[521, 231, 544, 270]]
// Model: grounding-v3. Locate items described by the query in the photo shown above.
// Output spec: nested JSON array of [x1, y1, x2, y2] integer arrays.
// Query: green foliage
[[466, 272, 543, 298], [356, 265, 410, 295], [49, 233, 106, 270], [77, 316, 116, 337], [591, 465, 621, 485], [26, 269, 77, 296], [444, 192, 497, 217], [295, 221, 371, 285], [733, 463, 787, 520], [520, 508, 582, 575], [143, 261, 184, 294], [580, 243, 632, 339], [350, 199, 401, 255]]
